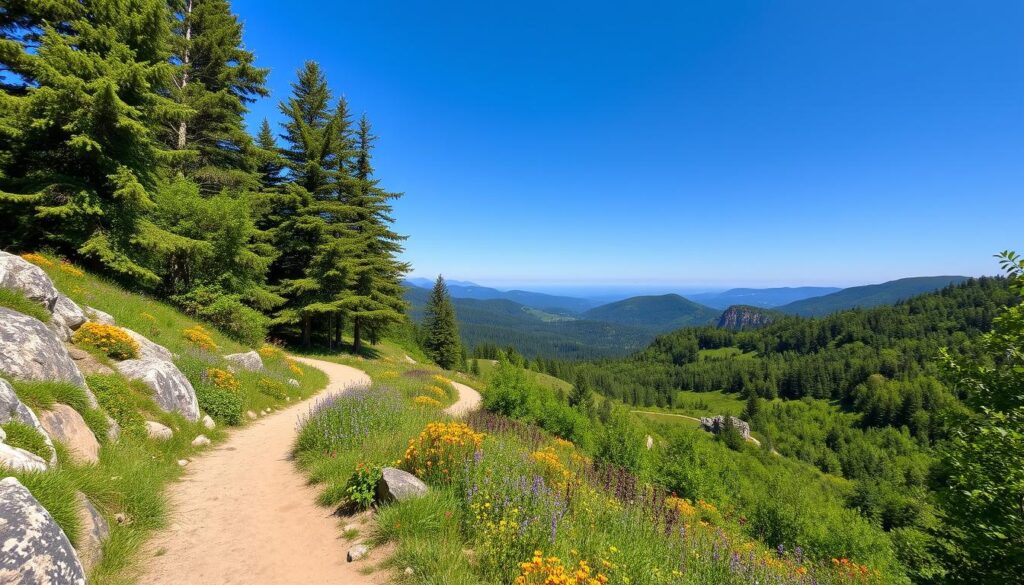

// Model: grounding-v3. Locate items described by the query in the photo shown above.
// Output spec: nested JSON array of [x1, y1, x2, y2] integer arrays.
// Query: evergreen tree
[[423, 276, 462, 369], [254, 119, 285, 190], [0, 0, 194, 286], [569, 372, 593, 411], [166, 0, 268, 191], [743, 392, 762, 422]]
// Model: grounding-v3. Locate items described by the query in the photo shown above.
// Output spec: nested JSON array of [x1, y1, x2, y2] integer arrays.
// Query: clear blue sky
[[236, 0, 1022, 290]]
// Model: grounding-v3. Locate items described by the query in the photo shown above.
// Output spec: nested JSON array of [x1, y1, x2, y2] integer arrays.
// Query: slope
[[688, 286, 841, 309], [776, 275, 970, 316], [581, 293, 719, 332]]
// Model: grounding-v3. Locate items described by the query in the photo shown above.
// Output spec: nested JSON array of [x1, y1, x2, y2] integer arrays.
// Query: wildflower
[[72, 322, 139, 360]]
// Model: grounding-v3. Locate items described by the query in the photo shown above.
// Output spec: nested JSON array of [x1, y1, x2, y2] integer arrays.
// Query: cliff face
[[717, 305, 777, 330]]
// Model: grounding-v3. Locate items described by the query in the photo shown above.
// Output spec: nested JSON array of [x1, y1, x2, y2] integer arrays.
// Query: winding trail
[[137, 357, 482, 585]]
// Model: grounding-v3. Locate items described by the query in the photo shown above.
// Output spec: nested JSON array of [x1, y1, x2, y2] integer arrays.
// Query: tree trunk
[[353, 317, 362, 354], [176, 0, 193, 150], [302, 315, 311, 347]]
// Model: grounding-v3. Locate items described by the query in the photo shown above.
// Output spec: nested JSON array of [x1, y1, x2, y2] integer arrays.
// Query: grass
[[0, 287, 50, 322], [475, 358, 572, 393], [2, 420, 51, 459], [697, 347, 757, 361]]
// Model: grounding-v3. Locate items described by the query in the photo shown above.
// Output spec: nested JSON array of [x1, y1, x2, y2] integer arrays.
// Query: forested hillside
[[0, 1, 407, 352], [776, 276, 969, 317], [580, 293, 720, 331]]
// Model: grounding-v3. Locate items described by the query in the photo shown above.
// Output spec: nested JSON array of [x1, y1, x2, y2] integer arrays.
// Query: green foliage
[[935, 250, 1024, 583], [72, 322, 140, 360], [343, 462, 382, 510], [1, 421, 51, 459], [256, 377, 287, 400], [10, 379, 110, 443], [195, 384, 244, 425], [172, 284, 269, 346], [87, 375, 147, 438], [422, 276, 462, 369], [0, 288, 50, 322]]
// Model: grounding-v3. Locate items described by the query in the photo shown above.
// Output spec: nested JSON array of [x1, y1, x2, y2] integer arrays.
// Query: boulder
[[115, 358, 199, 422], [288, 378, 300, 387], [0, 251, 60, 310], [83, 306, 115, 325], [375, 467, 428, 504], [246, 410, 257, 420], [347, 544, 369, 562], [224, 350, 264, 372], [699, 415, 751, 440], [0, 477, 86, 584], [0, 379, 57, 466], [144, 420, 173, 441], [105, 415, 121, 442], [201, 414, 215, 430], [39, 404, 100, 465], [66, 345, 115, 376], [191, 434, 210, 447], [0, 307, 87, 388], [0, 443, 48, 472], [50, 294, 87, 341], [74, 492, 109, 572], [122, 328, 174, 362]]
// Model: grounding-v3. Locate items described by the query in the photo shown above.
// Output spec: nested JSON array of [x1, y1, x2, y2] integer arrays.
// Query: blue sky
[[236, 0, 1022, 290]]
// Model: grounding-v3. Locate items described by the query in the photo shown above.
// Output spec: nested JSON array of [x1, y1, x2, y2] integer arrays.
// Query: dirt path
[[136, 357, 385, 585], [445, 380, 481, 417]]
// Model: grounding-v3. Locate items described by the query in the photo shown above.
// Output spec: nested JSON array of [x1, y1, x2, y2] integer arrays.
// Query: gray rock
[[288, 378, 300, 387], [115, 358, 199, 422], [105, 414, 121, 442], [0, 379, 57, 466], [699, 415, 751, 440], [0, 476, 87, 584], [65, 344, 115, 376], [177, 459, 189, 467], [375, 467, 428, 504], [122, 328, 173, 362], [191, 434, 210, 447], [201, 414, 216, 430], [83, 306, 115, 325], [144, 420, 173, 441], [0, 307, 87, 389], [347, 544, 369, 562], [74, 492, 109, 572], [0, 442, 48, 472], [39, 404, 100, 465], [246, 410, 257, 420], [0, 251, 60, 310], [51, 294, 87, 337], [224, 350, 264, 372]]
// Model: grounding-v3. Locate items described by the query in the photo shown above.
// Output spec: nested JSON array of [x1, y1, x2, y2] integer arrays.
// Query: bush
[[344, 462, 382, 510], [256, 377, 287, 400], [2, 421, 51, 459], [72, 322, 139, 360], [87, 374, 145, 437], [0, 288, 50, 322], [206, 368, 240, 392], [172, 285, 268, 346], [182, 324, 218, 351], [402, 422, 484, 485], [195, 384, 243, 426]]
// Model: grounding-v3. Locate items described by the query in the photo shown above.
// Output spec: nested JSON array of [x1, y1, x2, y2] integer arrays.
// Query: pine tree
[[742, 392, 762, 422], [423, 276, 462, 369], [0, 0, 196, 286], [166, 0, 268, 191], [569, 372, 593, 410], [254, 119, 286, 190]]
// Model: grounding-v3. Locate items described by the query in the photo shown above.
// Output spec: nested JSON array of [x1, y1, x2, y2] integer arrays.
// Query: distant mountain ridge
[[580, 294, 719, 332], [777, 276, 970, 317], [688, 286, 842, 309], [403, 280, 597, 313]]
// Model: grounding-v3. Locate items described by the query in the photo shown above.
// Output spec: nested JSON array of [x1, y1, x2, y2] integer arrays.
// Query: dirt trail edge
[[137, 357, 381, 585], [445, 380, 481, 417]]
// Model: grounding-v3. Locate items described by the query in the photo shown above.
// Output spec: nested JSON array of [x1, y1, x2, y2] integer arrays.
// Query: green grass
[[0, 287, 50, 322], [475, 359, 572, 393], [10, 379, 110, 441], [697, 347, 756, 361], [1, 420, 51, 459]]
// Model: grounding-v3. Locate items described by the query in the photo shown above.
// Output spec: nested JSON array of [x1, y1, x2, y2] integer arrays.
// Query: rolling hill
[[580, 294, 719, 332], [776, 276, 970, 316], [688, 286, 841, 309], [403, 280, 596, 313]]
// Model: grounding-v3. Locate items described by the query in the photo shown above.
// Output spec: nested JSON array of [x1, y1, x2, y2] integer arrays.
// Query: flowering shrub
[[426, 384, 448, 399], [413, 395, 442, 408], [258, 345, 283, 360], [530, 447, 570, 485], [286, 358, 303, 377], [72, 322, 139, 359], [514, 551, 609, 585], [257, 377, 287, 399], [19, 252, 53, 268], [403, 422, 484, 484], [296, 386, 402, 454], [206, 368, 240, 392], [58, 261, 84, 277], [183, 324, 218, 351]]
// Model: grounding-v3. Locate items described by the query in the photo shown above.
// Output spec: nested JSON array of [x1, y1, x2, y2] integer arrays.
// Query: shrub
[[195, 384, 243, 425], [257, 377, 287, 400], [0, 288, 50, 322], [286, 359, 303, 378], [182, 324, 218, 351], [258, 345, 283, 360], [72, 322, 139, 360], [402, 422, 484, 485], [173, 285, 268, 346], [514, 552, 611, 585], [206, 368, 240, 392], [87, 375, 145, 437], [19, 252, 54, 268], [2, 421, 51, 459], [344, 462, 382, 510]]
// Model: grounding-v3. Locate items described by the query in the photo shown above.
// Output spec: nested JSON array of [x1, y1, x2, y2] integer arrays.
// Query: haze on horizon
[[239, 1, 1022, 287]]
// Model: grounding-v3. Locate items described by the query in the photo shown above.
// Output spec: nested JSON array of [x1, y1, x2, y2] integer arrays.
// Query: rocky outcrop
[[0, 379, 57, 466], [717, 305, 778, 331], [0, 476, 87, 584], [699, 415, 751, 440], [115, 358, 199, 422], [66, 346, 115, 376], [144, 420, 173, 441], [49, 294, 88, 341], [74, 492, 109, 572], [0, 252, 60, 309], [0, 307, 87, 388], [123, 328, 174, 362], [376, 467, 428, 504], [83, 306, 115, 325], [39, 404, 101, 465], [0, 443, 48, 472], [224, 350, 264, 372]]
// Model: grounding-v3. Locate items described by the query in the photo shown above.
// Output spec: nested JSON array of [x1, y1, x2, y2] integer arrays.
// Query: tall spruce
[[423, 276, 462, 369], [166, 0, 268, 191], [0, 0, 196, 286]]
